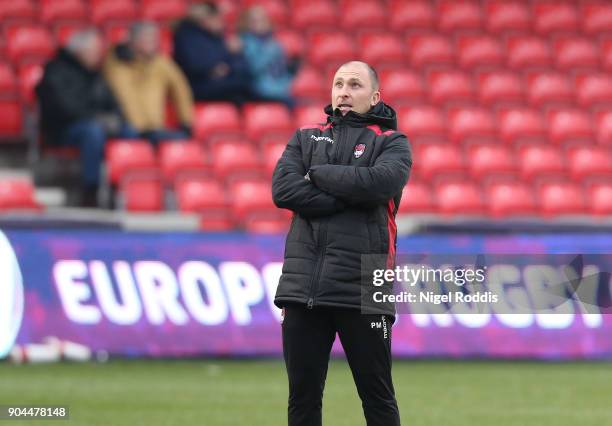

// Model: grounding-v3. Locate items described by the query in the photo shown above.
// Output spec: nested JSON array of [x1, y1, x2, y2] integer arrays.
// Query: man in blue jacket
[[173, 2, 252, 104], [272, 61, 412, 426]]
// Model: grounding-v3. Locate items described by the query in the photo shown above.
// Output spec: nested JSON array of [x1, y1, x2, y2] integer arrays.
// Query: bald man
[[272, 61, 412, 426]]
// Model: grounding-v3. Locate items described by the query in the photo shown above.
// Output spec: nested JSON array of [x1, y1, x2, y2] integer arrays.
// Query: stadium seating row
[[3, 22, 612, 71], [1, 0, 612, 35], [2, 99, 612, 149], [2, 174, 610, 229], [3, 63, 612, 110]]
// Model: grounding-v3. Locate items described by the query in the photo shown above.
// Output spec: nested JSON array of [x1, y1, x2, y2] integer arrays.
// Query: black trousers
[[281, 304, 401, 426]]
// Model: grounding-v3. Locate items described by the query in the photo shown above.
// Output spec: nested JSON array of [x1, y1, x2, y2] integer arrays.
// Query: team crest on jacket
[[354, 144, 366, 158]]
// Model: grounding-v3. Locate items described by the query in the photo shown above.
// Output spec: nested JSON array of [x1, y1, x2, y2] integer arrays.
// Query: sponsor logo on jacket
[[310, 135, 334, 144]]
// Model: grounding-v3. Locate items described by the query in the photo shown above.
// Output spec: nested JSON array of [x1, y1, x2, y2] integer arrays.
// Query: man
[[173, 1, 252, 104], [272, 61, 412, 426], [36, 29, 134, 207], [104, 21, 193, 145]]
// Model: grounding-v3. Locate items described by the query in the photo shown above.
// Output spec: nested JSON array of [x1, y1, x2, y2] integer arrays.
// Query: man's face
[[331, 62, 380, 115], [79, 35, 103, 70], [198, 11, 224, 35], [133, 28, 159, 58]]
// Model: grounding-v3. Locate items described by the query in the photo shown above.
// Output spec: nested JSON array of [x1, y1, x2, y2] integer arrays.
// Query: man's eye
[[352, 83, 361, 88]]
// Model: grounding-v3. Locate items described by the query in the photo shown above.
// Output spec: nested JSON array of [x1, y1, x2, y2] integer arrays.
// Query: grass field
[[1, 359, 611, 426]]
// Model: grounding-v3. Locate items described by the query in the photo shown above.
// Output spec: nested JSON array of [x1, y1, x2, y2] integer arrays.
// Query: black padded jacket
[[271, 102, 412, 317]]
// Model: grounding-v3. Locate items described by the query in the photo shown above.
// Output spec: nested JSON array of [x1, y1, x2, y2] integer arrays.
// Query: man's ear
[[371, 90, 381, 106]]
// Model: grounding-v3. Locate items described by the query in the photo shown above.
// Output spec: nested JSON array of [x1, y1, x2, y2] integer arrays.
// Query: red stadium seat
[[581, 3, 612, 35], [485, 1, 531, 33], [596, 112, 612, 145], [174, 177, 233, 230], [340, 0, 386, 30], [456, 35, 504, 69], [244, 103, 293, 141], [230, 179, 287, 226], [397, 106, 446, 141], [428, 71, 474, 105], [0, 63, 17, 98], [106, 139, 156, 185], [468, 144, 517, 180], [211, 141, 263, 181], [477, 71, 524, 105], [263, 142, 286, 177], [90, 0, 136, 25], [519, 145, 566, 181], [40, 0, 85, 23], [498, 108, 546, 144], [159, 141, 207, 183], [308, 32, 357, 67], [575, 74, 612, 107], [589, 184, 612, 215], [448, 108, 496, 143], [359, 33, 404, 65], [120, 176, 164, 212], [0, 0, 35, 22], [291, 0, 337, 30], [276, 30, 304, 58], [486, 183, 537, 217], [379, 70, 425, 105], [414, 144, 465, 181], [506, 36, 552, 69], [6, 26, 55, 63], [389, 0, 434, 32], [526, 72, 574, 107], [547, 109, 594, 145], [397, 182, 436, 214], [0, 101, 22, 137], [291, 67, 327, 102], [406, 34, 454, 68], [553, 37, 599, 70], [295, 105, 326, 129], [533, 2, 578, 34], [0, 178, 40, 210], [603, 40, 612, 72], [437, 0, 482, 32], [193, 103, 241, 142], [567, 147, 611, 181], [18, 63, 42, 104], [140, 0, 186, 22], [435, 182, 484, 215], [539, 182, 587, 216]]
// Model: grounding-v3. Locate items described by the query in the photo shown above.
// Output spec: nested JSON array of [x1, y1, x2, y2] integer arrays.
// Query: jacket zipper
[[307, 218, 328, 308]]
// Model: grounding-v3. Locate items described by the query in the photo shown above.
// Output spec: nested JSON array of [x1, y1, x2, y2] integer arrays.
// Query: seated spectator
[[238, 6, 299, 107], [36, 29, 136, 207], [173, 2, 252, 104], [104, 21, 194, 145]]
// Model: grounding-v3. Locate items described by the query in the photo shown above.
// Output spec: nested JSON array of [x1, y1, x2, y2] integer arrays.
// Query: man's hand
[[211, 63, 230, 79]]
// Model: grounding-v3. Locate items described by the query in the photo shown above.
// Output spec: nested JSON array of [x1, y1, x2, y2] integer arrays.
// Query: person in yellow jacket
[[104, 21, 194, 145]]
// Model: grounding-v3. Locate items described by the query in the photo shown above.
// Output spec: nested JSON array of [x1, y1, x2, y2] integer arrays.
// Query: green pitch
[[0, 359, 611, 426]]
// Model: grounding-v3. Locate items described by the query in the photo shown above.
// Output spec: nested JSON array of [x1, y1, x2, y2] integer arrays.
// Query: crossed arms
[[272, 130, 412, 217]]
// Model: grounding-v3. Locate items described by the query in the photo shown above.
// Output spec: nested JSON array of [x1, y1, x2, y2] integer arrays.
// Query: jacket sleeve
[[165, 58, 194, 126], [272, 131, 345, 217], [308, 133, 412, 205], [36, 64, 91, 123]]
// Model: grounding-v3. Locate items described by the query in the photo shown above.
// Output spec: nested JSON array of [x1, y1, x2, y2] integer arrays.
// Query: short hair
[[65, 29, 100, 54], [129, 21, 158, 42], [338, 61, 379, 91], [188, 1, 219, 17]]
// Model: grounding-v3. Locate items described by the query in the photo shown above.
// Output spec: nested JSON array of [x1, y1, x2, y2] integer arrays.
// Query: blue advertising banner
[[1, 229, 611, 360]]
